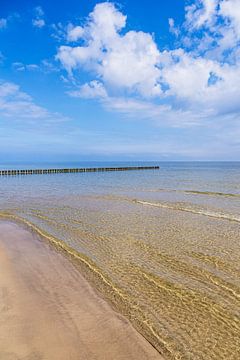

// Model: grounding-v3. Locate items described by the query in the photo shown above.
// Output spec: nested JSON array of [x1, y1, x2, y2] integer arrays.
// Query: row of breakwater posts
[[0, 166, 160, 176]]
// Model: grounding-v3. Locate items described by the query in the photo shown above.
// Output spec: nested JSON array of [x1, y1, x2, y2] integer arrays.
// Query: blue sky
[[0, 0, 239, 162]]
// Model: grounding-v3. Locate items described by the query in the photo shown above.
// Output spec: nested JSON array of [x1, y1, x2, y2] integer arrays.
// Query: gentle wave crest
[[133, 199, 240, 223]]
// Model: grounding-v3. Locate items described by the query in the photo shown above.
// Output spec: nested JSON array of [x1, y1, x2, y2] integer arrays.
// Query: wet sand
[[0, 222, 161, 360]]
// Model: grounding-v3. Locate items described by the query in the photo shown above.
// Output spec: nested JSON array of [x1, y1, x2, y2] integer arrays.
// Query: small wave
[[148, 188, 240, 198], [133, 200, 240, 223], [185, 190, 240, 198]]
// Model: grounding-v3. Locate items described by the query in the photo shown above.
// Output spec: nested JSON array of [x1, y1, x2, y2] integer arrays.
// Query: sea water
[[0, 161, 239, 359]]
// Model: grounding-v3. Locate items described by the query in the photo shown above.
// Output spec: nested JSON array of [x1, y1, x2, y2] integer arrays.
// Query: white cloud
[[32, 6, 45, 28], [51, 22, 66, 41], [32, 19, 45, 28], [0, 18, 7, 29], [56, 1, 240, 128], [160, 48, 240, 118], [12, 60, 59, 73], [12, 62, 25, 71], [220, 0, 240, 36], [168, 18, 179, 36], [57, 2, 162, 97], [183, 0, 240, 55], [26, 64, 39, 71], [67, 25, 84, 42], [35, 6, 44, 17], [0, 80, 67, 121], [13, 62, 40, 71], [68, 80, 107, 99], [0, 13, 20, 30], [185, 0, 219, 30]]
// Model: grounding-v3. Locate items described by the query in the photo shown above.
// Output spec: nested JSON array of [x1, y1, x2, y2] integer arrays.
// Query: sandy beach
[[0, 221, 161, 360]]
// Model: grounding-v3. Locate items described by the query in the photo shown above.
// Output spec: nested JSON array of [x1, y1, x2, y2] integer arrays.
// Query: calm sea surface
[[0, 162, 239, 359]]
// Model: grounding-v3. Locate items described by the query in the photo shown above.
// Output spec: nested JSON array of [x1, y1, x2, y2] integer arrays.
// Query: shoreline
[[0, 221, 161, 360]]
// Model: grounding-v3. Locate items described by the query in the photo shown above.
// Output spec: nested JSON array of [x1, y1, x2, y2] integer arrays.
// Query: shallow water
[[0, 161, 239, 359]]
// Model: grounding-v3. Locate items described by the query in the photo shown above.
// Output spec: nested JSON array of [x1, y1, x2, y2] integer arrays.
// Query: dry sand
[[0, 221, 161, 360]]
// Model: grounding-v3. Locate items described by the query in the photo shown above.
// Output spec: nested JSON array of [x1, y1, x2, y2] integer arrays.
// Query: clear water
[[0, 162, 239, 359]]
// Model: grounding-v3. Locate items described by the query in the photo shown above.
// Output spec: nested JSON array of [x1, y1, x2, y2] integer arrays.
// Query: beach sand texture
[[0, 222, 161, 360]]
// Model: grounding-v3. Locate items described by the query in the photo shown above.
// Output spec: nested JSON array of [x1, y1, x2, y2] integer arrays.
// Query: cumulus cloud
[[56, 1, 240, 128], [183, 0, 240, 56], [66, 24, 84, 42], [68, 80, 107, 99], [0, 80, 66, 121], [160, 50, 240, 115], [185, 0, 219, 29], [220, 0, 240, 35], [57, 2, 162, 98]]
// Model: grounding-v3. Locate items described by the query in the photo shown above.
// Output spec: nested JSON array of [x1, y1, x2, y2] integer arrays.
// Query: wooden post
[[0, 166, 160, 176]]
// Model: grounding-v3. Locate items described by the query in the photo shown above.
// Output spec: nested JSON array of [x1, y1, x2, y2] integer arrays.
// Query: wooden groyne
[[0, 166, 159, 176]]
